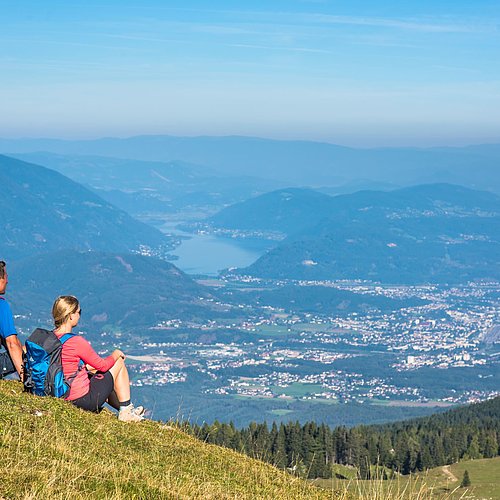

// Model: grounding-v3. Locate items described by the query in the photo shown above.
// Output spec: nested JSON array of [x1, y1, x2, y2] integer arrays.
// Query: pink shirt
[[55, 333, 116, 401]]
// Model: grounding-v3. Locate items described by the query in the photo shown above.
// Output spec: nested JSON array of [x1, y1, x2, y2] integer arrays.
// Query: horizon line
[[0, 133, 499, 151]]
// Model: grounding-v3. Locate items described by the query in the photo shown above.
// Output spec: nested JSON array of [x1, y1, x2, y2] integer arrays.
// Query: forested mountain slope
[[196, 396, 500, 479], [0, 155, 171, 260], [242, 184, 500, 283]]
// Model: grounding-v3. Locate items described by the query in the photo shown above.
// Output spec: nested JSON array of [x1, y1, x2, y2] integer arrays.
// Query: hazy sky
[[1, 0, 500, 146]]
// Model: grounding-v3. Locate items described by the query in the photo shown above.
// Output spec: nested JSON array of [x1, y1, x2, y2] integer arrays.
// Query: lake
[[163, 226, 273, 276]]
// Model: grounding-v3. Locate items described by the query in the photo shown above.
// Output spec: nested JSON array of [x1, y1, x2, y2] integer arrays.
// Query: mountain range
[[1, 154, 232, 331], [2, 135, 500, 191], [11, 152, 283, 216], [226, 184, 500, 284]]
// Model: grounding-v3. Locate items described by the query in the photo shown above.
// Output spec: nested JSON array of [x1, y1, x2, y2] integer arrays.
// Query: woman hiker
[[52, 295, 145, 422]]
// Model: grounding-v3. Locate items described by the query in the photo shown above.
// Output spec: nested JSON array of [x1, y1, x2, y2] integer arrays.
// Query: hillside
[[241, 184, 500, 284], [2, 135, 500, 191], [11, 152, 283, 216], [0, 154, 171, 260], [419, 457, 500, 499], [207, 188, 336, 234], [0, 380, 327, 499], [314, 456, 500, 499], [8, 250, 228, 333], [197, 396, 500, 480]]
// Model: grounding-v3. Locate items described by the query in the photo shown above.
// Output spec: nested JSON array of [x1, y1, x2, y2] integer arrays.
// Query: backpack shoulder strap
[[59, 333, 76, 345]]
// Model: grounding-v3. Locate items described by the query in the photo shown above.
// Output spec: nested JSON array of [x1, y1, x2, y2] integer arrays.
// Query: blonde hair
[[52, 295, 80, 329]]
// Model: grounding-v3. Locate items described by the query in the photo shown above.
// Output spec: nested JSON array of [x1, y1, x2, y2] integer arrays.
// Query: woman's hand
[[112, 349, 126, 361]]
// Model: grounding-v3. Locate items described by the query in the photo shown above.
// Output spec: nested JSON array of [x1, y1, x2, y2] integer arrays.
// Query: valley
[[2, 152, 499, 428], [41, 276, 497, 427]]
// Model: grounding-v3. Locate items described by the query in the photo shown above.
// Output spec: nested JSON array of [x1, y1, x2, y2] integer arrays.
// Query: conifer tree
[[271, 423, 287, 469], [466, 435, 481, 460], [460, 469, 471, 488]]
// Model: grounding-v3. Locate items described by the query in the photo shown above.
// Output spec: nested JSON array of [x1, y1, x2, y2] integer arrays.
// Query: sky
[[1, 0, 500, 146]]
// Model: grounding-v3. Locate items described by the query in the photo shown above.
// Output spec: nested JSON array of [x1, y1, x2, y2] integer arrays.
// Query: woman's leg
[[107, 358, 144, 421], [71, 372, 114, 413], [107, 390, 120, 411], [108, 357, 130, 404]]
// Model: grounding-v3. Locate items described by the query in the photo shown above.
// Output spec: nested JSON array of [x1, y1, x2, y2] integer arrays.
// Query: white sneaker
[[133, 405, 145, 416], [118, 403, 145, 422]]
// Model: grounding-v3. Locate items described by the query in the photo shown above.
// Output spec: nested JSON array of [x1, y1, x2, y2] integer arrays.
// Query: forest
[[190, 396, 500, 479]]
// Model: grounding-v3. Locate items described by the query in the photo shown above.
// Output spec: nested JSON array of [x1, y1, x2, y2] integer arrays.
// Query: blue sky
[[1, 0, 499, 145]]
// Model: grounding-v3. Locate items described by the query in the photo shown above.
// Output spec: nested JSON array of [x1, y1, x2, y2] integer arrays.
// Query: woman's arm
[[72, 336, 117, 372]]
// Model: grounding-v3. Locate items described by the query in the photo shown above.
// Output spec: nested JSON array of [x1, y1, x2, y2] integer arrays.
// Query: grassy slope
[[422, 457, 500, 499], [0, 380, 328, 500], [314, 458, 500, 499]]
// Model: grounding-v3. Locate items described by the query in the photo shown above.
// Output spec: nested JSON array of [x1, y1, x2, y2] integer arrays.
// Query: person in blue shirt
[[0, 260, 23, 380]]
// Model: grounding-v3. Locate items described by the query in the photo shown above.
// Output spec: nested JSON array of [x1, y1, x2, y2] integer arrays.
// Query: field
[[271, 382, 326, 398], [314, 457, 500, 499], [424, 457, 500, 499]]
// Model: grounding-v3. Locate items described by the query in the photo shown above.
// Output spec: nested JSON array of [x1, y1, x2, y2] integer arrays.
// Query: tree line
[[188, 396, 500, 479]]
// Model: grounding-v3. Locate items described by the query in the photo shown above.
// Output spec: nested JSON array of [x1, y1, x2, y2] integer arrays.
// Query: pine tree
[[289, 421, 303, 466], [460, 469, 471, 488], [481, 431, 498, 458], [272, 424, 288, 469], [466, 435, 481, 460]]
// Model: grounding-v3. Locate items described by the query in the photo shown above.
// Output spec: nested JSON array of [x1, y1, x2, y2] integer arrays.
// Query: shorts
[[0, 351, 15, 379], [70, 371, 114, 413]]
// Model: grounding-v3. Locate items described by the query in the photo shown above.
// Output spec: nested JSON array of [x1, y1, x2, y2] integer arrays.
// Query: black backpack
[[24, 328, 76, 398]]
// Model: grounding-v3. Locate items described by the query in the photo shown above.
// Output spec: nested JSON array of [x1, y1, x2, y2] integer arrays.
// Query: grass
[[0, 380, 330, 499], [313, 473, 464, 500], [4, 379, 485, 499], [253, 325, 294, 337], [271, 382, 325, 398], [315, 458, 500, 499], [421, 457, 500, 499]]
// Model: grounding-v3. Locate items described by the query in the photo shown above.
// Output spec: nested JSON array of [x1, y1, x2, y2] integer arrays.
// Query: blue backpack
[[24, 328, 75, 398]]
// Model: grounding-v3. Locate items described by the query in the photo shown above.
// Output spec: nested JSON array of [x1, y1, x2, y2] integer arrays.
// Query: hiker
[[52, 295, 144, 422], [0, 260, 24, 380]]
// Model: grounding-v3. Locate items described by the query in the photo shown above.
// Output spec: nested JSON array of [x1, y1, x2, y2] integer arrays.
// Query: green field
[[271, 382, 325, 398], [253, 322, 346, 337], [253, 325, 295, 336], [424, 457, 500, 499], [314, 457, 500, 499]]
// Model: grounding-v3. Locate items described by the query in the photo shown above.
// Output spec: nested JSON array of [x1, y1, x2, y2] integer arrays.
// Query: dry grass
[[313, 468, 467, 500], [0, 380, 330, 499], [1, 380, 450, 499]]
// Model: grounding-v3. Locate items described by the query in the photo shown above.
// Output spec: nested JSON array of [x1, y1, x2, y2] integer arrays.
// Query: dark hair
[[0, 261, 5, 280]]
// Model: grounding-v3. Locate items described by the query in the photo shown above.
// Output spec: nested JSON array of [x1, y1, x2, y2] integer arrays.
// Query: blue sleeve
[[0, 300, 17, 339]]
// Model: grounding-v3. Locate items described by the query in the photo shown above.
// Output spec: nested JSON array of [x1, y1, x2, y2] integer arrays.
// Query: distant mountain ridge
[[11, 152, 284, 216], [0, 154, 172, 260], [2, 135, 500, 191], [237, 183, 500, 284]]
